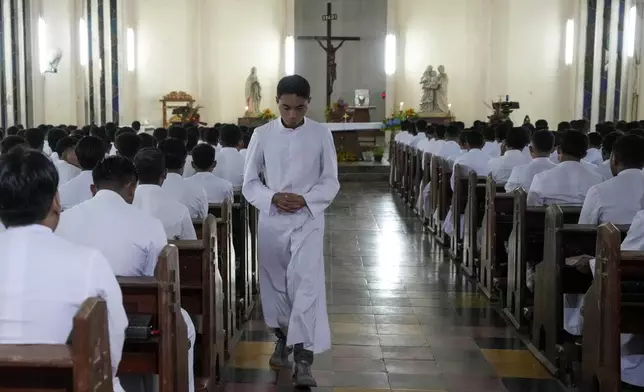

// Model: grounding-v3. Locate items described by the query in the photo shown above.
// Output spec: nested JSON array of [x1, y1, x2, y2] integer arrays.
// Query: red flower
[[381, 92, 386, 99]]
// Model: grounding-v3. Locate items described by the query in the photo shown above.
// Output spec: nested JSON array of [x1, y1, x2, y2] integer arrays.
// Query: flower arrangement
[[260, 108, 277, 121], [404, 108, 419, 121], [170, 102, 205, 125], [381, 108, 419, 131], [325, 98, 349, 122]]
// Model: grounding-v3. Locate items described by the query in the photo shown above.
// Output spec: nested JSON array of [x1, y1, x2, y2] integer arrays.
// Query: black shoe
[[269, 338, 292, 368], [293, 360, 317, 388]]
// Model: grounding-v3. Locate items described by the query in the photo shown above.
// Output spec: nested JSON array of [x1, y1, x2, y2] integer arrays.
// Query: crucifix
[[297, 2, 361, 108]]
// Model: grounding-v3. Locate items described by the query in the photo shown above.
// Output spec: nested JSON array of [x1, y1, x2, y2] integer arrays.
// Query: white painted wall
[[395, 0, 580, 125]]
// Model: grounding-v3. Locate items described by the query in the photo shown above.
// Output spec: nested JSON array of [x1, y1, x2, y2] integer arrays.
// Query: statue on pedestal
[[419, 64, 450, 115], [245, 67, 262, 116]]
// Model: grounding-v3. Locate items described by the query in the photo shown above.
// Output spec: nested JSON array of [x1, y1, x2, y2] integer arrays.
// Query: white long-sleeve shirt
[[133, 184, 197, 241], [213, 147, 245, 190], [505, 157, 556, 193], [527, 161, 603, 207], [488, 149, 531, 183], [0, 225, 128, 392], [59, 170, 93, 211], [185, 172, 234, 204], [578, 168, 644, 225], [162, 173, 208, 220]]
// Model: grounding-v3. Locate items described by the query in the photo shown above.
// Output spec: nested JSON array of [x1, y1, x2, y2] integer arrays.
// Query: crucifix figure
[[297, 2, 361, 108]]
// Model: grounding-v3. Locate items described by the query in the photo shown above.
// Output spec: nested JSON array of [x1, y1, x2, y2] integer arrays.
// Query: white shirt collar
[[277, 117, 308, 132], [617, 168, 643, 177], [5, 224, 52, 234], [532, 157, 551, 163], [93, 189, 127, 205], [166, 172, 182, 180], [558, 160, 583, 168], [504, 149, 524, 158]]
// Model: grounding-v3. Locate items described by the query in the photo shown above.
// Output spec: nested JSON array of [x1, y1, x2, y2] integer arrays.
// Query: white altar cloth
[[324, 122, 383, 132]]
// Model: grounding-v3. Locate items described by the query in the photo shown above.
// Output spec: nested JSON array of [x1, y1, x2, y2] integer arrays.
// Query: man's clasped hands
[[272, 192, 307, 213]]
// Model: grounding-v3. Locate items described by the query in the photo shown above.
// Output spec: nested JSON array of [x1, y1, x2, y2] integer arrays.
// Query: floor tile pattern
[[223, 183, 566, 392]]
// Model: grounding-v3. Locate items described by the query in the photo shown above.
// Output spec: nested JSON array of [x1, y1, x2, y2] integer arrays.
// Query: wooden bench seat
[[118, 245, 190, 392], [449, 164, 469, 263], [435, 158, 453, 246], [421, 152, 433, 227], [0, 297, 113, 392], [461, 172, 488, 277], [582, 223, 644, 392], [232, 191, 256, 323]]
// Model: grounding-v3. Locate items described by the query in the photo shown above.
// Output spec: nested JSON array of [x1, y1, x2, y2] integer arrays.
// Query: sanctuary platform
[[326, 122, 384, 160], [338, 160, 390, 182]]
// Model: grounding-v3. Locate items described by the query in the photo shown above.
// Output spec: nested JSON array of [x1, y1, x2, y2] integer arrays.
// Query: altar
[[326, 122, 383, 161]]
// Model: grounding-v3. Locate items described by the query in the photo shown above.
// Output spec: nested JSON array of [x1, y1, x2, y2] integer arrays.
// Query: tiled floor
[[223, 183, 565, 392]]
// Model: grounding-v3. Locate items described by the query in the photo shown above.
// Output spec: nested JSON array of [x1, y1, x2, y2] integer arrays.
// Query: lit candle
[[245, 106, 249, 112], [399, 102, 404, 111], [448, 103, 452, 110]]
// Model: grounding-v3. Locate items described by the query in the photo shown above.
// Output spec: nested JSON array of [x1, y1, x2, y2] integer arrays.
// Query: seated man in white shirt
[[168, 126, 197, 179], [505, 130, 557, 192], [488, 127, 532, 183], [240, 131, 252, 159], [54, 136, 81, 187], [158, 138, 208, 219], [407, 122, 426, 148], [115, 131, 142, 160], [213, 124, 246, 190], [153, 127, 168, 146], [527, 130, 603, 207], [56, 155, 197, 392], [59, 136, 105, 210], [585, 132, 604, 165], [133, 147, 197, 240], [1, 135, 27, 155], [535, 119, 549, 131], [596, 131, 624, 180], [204, 126, 222, 152], [185, 144, 234, 203], [564, 134, 644, 337], [0, 148, 128, 392], [24, 128, 46, 152], [481, 126, 500, 158], [46, 127, 68, 162]]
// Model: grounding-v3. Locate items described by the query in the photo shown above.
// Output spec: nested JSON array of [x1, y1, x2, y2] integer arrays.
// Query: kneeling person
[[184, 143, 234, 204]]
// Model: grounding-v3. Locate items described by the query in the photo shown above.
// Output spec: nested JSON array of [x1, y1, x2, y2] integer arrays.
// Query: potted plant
[[373, 146, 384, 163]]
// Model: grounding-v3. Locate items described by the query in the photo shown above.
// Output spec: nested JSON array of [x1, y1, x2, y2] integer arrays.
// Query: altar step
[[338, 161, 390, 182]]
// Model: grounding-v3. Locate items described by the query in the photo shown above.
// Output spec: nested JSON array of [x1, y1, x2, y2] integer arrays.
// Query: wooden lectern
[[349, 106, 375, 122]]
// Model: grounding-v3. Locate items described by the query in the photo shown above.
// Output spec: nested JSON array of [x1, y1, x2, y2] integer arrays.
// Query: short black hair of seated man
[[91, 156, 139, 204], [445, 124, 460, 141], [47, 128, 68, 154], [56, 137, 80, 167], [505, 127, 529, 150], [153, 127, 168, 143], [75, 136, 106, 171], [131, 121, 141, 132], [138, 133, 157, 149], [588, 132, 603, 149], [610, 134, 644, 176], [434, 125, 446, 140], [558, 130, 589, 161], [535, 119, 549, 130], [220, 124, 243, 148], [1, 135, 28, 155], [601, 131, 624, 161], [134, 147, 167, 185], [186, 127, 200, 152], [25, 128, 46, 151], [168, 125, 188, 143], [0, 147, 61, 229], [276, 74, 311, 129], [464, 129, 485, 150], [205, 127, 219, 146], [191, 143, 217, 172], [115, 132, 142, 160], [158, 138, 188, 173], [529, 130, 555, 157], [482, 126, 495, 142]]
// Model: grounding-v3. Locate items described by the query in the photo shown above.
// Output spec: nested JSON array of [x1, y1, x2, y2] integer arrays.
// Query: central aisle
[[224, 183, 562, 392]]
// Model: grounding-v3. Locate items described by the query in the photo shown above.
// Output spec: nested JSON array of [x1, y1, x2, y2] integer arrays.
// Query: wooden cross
[[297, 2, 361, 108]]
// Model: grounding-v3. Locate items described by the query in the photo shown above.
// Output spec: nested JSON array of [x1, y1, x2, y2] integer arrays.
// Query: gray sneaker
[[269, 338, 292, 368], [293, 360, 317, 388]]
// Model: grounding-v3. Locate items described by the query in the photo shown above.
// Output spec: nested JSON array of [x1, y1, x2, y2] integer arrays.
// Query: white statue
[[245, 67, 262, 116], [435, 65, 450, 114], [419, 66, 439, 113]]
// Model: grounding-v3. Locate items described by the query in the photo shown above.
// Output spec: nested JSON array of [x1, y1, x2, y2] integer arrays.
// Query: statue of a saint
[[419, 66, 439, 113], [245, 67, 262, 116], [435, 65, 450, 114]]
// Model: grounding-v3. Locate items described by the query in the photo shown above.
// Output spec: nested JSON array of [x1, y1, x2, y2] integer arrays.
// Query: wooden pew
[[503, 191, 582, 331], [435, 157, 453, 246], [232, 191, 255, 322], [388, 139, 396, 187], [403, 145, 412, 202], [170, 214, 224, 386], [0, 297, 113, 392], [449, 164, 470, 262], [421, 152, 433, 226], [462, 173, 489, 278], [410, 147, 422, 207], [429, 155, 441, 235], [581, 223, 644, 392], [478, 177, 513, 300], [529, 206, 629, 378], [207, 199, 240, 359], [248, 203, 260, 295], [118, 245, 190, 392]]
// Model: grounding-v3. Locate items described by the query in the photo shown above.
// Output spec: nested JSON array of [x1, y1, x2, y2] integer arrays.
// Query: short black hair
[[220, 124, 243, 147], [612, 134, 644, 169], [90, 125, 107, 141], [186, 127, 199, 151], [435, 125, 446, 139], [55, 136, 78, 156], [416, 120, 428, 131], [277, 74, 311, 98], [191, 144, 216, 170], [25, 128, 46, 150], [495, 124, 507, 142], [115, 132, 142, 159], [168, 125, 187, 142], [158, 138, 187, 170], [47, 128, 68, 153], [106, 127, 117, 143], [114, 127, 135, 140], [588, 132, 603, 148], [6, 126, 19, 136], [445, 125, 460, 139], [153, 127, 167, 142], [242, 132, 252, 148], [205, 127, 219, 145], [506, 127, 529, 150], [134, 147, 165, 184], [531, 130, 555, 153], [138, 133, 157, 149], [75, 136, 106, 170], [602, 131, 624, 158], [92, 156, 138, 191], [560, 130, 589, 159], [535, 119, 549, 130], [131, 121, 141, 131], [0, 148, 59, 227], [482, 126, 495, 141], [1, 136, 27, 154], [465, 130, 485, 149]]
